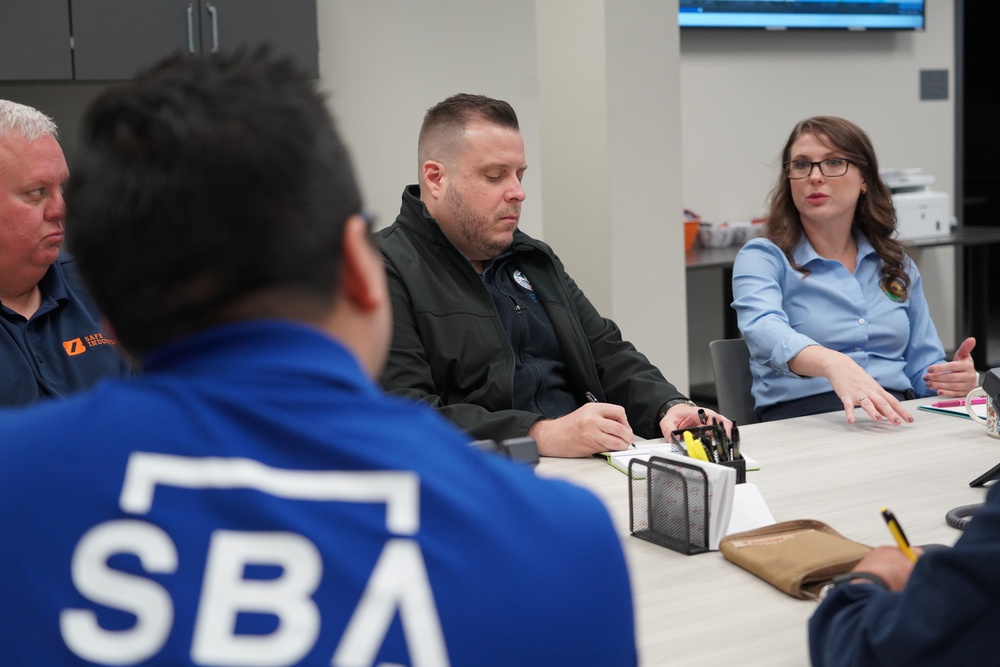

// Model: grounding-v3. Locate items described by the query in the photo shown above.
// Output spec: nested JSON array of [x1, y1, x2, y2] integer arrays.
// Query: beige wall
[[316, 0, 545, 240], [536, 1, 686, 388], [680, 8, 954, 221]]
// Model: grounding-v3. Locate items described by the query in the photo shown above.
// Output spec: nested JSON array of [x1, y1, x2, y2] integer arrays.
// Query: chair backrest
[[709, 338, 760, 425]]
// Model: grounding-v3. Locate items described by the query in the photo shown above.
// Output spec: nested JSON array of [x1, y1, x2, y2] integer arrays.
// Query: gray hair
[[0, 99, 59, 141]]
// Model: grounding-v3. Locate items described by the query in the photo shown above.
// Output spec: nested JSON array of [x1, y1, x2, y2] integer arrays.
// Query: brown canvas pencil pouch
[[719, 519, 872, 599]]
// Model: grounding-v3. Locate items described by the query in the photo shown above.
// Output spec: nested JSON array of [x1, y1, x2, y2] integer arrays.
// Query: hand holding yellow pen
[[881, 507, 918, 563]]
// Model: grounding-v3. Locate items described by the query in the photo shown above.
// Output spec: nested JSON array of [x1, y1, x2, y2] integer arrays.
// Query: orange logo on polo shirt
[[62, 332, 119, 356]]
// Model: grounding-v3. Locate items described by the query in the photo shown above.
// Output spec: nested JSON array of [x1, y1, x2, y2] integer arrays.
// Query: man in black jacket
[[376, 93, 729, 457]]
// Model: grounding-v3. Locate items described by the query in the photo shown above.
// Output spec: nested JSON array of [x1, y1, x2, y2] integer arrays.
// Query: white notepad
[[726, 483, 776, 536]]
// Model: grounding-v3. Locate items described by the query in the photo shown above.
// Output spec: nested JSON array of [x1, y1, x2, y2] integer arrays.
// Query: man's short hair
[[66, 50, 362, 358], [0, 100, 58, 143], [417, 93, 519, 166]]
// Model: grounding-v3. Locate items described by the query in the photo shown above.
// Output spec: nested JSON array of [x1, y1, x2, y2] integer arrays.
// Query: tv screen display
[[680, 1, 925, 31]]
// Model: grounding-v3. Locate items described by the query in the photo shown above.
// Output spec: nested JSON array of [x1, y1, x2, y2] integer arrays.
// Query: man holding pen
[[376, 93, 730, 457], [809, 494, 1000, 665]]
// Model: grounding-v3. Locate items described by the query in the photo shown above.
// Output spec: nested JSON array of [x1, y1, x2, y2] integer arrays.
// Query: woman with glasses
[[731, 116, 977, 422]]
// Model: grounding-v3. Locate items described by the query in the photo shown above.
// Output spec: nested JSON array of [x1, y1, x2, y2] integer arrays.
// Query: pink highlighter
[[932, 397, 988, 408]]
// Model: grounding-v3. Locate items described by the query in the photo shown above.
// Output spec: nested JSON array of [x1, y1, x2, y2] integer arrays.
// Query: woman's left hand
[[924, 337, 978, 397]]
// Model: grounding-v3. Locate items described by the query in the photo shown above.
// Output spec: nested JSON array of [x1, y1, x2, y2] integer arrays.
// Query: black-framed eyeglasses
[[783, 158, 858, 180]]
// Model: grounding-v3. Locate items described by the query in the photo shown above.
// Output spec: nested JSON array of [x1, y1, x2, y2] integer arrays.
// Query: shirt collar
[[37, 261, 69, 304], [481, 248, 515, 284], [791, 231, 876, 266]]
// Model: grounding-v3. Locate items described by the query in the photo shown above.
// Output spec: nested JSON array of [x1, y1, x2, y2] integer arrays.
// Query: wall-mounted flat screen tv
[[679, 1, 925, 30]]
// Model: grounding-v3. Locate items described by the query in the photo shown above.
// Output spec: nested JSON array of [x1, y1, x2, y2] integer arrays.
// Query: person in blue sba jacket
[[0, 50, 636, 666]]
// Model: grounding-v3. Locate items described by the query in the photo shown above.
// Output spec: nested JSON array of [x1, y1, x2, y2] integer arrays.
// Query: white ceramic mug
[[966, 386, 1000, 438]]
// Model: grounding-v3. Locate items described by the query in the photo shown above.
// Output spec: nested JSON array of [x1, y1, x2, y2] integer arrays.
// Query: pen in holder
[[628, 456, 710, 555], [668, 425, 746, 484]]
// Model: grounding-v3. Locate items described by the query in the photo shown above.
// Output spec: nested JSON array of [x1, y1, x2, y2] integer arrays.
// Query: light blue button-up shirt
[[732, 234, 945, 412]]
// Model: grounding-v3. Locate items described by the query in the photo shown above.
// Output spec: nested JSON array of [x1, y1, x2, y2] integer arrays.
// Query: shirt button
[[858, 318, 865, 324], [855, 347, 862, 352]]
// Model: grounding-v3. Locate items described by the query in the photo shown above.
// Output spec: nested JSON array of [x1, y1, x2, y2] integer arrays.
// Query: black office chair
[[709, 338, 760, 425]]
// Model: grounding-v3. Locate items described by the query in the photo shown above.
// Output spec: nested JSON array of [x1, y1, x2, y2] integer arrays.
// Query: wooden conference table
[[536, 397, 999, 666]]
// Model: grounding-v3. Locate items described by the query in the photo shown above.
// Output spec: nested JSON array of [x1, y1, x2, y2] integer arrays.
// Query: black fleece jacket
[[374, 185, 687, 442]]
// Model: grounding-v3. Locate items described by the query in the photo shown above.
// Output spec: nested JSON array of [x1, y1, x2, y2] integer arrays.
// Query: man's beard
[[444, 185, 518, 261]]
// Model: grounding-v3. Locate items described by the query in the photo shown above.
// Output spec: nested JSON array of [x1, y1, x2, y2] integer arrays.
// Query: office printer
[[881, 169, 952, 239]]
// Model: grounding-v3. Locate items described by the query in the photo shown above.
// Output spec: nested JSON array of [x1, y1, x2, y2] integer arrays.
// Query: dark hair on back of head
[[418, 93, 519, 153], [67, 49, 362, 358]]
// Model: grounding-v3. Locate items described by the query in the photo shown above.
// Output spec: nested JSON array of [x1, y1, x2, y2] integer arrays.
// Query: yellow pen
[[880, 507, 918, 563], [683, 430, 710, 461]]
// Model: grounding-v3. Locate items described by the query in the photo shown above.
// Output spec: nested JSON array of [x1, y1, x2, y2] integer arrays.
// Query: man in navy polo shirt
[[0, 100, 132, 406]]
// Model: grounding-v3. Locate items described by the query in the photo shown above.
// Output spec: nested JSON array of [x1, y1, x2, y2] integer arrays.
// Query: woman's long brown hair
[[764, 116, 911, 296]]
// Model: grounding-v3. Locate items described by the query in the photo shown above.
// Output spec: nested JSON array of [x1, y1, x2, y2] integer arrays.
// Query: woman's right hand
[[790, 346, 914, 425]]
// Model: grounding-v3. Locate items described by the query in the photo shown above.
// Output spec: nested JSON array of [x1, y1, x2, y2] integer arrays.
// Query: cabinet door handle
[[187, 4, 196, 54], [206, 3, 220, 53]]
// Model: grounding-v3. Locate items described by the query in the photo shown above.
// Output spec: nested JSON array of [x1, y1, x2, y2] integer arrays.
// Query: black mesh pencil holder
[[669, 425, 747, 484], [628, 456, 709, 555], [719, 457, 746, 484]]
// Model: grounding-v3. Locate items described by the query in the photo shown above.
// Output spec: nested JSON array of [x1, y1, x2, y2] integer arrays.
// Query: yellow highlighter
[[881, 507, 918, 563], [683, 430, 710, 462]]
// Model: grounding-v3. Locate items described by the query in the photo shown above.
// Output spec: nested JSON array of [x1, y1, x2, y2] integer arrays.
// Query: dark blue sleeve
[[809, 483, 1000, 666]]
